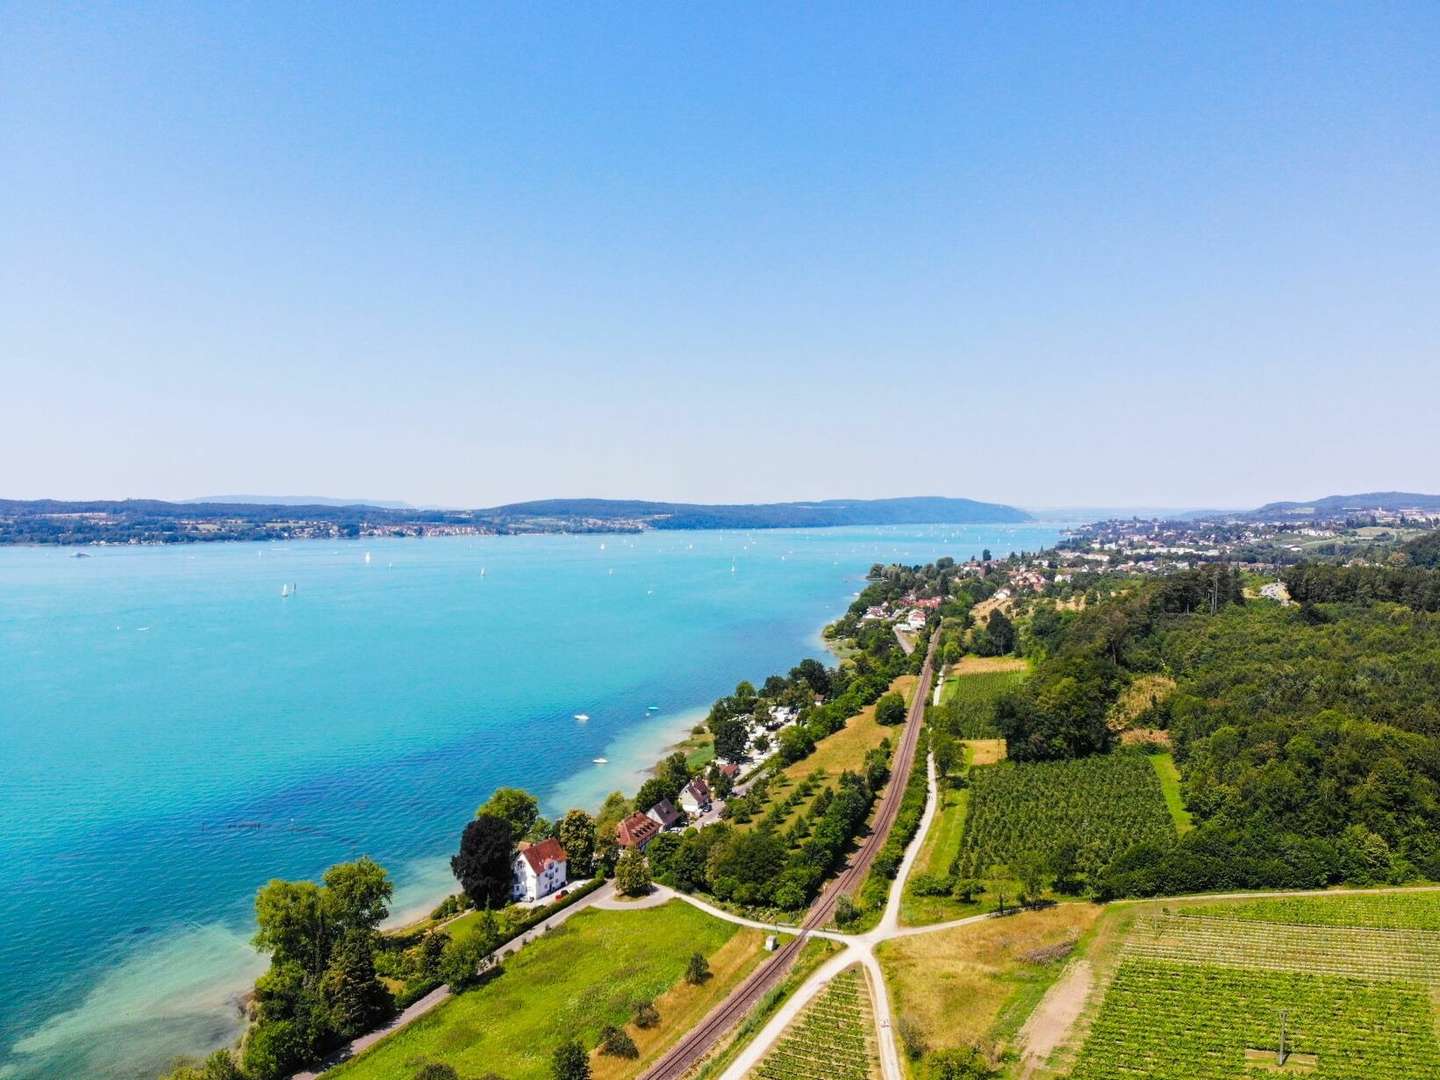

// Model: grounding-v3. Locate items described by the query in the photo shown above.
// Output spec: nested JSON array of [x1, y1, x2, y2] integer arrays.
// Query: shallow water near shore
[[0, 523, 1061, 1078]]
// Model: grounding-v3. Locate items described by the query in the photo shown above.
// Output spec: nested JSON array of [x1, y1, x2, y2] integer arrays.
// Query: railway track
[[638, 630, 941, 1080]]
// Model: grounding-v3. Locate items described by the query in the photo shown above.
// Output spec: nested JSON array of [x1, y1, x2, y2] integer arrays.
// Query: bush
[[552, 1039, 590, 1080], [633, 999, 660, 1028], [875, 691, 907, 725], [413, 1065, 460, 1080], [686, 951, 711, 985], [909, 872, 953, 897], [897, 1015, 929, 1059], [834, 894, 857, 925], [598, 1025, 639, 1059]]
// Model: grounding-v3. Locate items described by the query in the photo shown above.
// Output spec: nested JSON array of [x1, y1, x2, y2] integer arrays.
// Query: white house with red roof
[[512, 837, 568, 902]]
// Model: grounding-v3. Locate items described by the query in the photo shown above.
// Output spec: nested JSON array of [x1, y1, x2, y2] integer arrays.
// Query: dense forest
[[995, 563, 1440, 896]]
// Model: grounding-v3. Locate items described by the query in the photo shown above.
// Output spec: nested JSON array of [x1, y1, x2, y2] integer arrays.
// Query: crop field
[[950, 754, 1174, 881], [934, 666, 1027, 739], [1177, 891, 1440, 931], [751, 967, 879, 1080], [1067, 959, 1440, 1080], [1127, 911, 1440, 984]]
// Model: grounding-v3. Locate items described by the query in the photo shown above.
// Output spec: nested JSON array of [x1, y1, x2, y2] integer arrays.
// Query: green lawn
[[330, 901, 741, 1080], [1148, 751, 1193, 834], [900, 785, 975, 926]]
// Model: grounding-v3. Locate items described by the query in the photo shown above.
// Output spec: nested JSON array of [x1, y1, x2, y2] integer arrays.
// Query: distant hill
[[184, 495, 414, 509], [0, 494, 1029, 545], [481, 496, 1031, 529], [1251, 492, 1440, 516]]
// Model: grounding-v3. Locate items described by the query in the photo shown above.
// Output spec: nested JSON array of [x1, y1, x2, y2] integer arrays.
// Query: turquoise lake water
[[0, 523, 1061, 1078]]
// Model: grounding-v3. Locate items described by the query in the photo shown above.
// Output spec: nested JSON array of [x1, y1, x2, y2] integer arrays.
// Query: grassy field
[[747, 674, 916, 835], [878, 905, 1102, 1064], [1148, 752, 1192, 833], [754, 966, 880, 1080], [592, 926, 773, 1080], [329, 902, 748, 1080], [1049, 890, 1440, 1080], [899, 785, 972, 926]]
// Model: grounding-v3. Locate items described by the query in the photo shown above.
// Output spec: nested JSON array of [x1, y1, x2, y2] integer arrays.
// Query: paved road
[[637, 631, 941, 1080]]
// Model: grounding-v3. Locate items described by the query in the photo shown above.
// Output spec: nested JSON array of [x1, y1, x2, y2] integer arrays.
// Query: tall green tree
[[556, 809, 597, 876], [552, 1039, 591, 1080], [452, 814, 514, 908], [478, 787, 540, 839]]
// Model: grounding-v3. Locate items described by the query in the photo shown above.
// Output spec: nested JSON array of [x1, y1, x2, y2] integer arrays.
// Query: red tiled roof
[[518, 836, 567, 874], [617, 811, 660, 848]]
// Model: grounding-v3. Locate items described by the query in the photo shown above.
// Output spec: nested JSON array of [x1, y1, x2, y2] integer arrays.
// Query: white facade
[[511, 841, 568, 902]]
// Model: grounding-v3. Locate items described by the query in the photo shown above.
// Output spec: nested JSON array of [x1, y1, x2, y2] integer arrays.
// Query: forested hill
[[0, 494, 1027, 545], [1251, 490, 1440, 516], [999, 564, 1440, 896], [481, 496, 1030, 529]]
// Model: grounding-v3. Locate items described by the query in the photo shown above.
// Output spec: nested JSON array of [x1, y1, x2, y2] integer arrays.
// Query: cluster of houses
[[511, 775, 725, 903], [861, 593, 941, 632]]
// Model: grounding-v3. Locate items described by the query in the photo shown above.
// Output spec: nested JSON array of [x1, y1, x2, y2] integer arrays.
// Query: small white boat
[[592, 757, 608, 765], [647, 705, 659, 712], [281, 583, 291, 598], [480, 567, 486, 577], [574, 713, 590, 722], [364, 552, 372, 564]]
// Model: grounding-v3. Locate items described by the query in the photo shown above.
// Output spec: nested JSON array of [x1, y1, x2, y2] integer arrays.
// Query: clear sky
[[3, 4, 1437, 510]]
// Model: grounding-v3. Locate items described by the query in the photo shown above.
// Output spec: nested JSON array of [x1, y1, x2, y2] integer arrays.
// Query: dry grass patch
[[950, 656, 1029, 676], [592, 928, 770, 1080], [782, 675, 916, 785], [964, 739, 1008, 766], [877, 905, 1103, 1059], [1105, 674, 1175, 731]]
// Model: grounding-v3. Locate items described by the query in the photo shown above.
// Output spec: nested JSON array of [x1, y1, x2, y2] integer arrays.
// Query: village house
[[616, 811, 661, 850], [647, 798, 685, 830], [679, 777, 712, 815], [512, 837, 568, 902]]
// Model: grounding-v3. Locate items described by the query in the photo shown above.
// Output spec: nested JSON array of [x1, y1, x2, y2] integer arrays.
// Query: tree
[[875, 691, 907, 725], [932, 733, 958, 779], [1013, 851, 1050, 904], [452, 815, 514, 908], [711, 715, 748, 762], [323, 929, 393, 1038], [834, 894, 857, 925], [983, 611, 1017, 655], [790, 658, 831, 696], [552, 1039, 590, 1080], [615, 847, 652, 897], [658, 751, 691, 797], [599, 1025, 639, 1058], [1049, 841, 1083, 895], [158, 1051, 245, 1080], [253, 879, 330, 977], [634, 777, 670, 812], [556, 809, 597, 877], [952, 878, 985, 904], [479, 787, 539, 839], [633, 999, 660, 1028], [323, 856, 393, 937], [685, 951, 711, 985], [440, 910, 499, 990], [778, 725, 814, 764]]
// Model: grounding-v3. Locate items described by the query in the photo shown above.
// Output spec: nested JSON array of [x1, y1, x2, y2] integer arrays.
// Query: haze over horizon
[[4, 4, 1437, 508]]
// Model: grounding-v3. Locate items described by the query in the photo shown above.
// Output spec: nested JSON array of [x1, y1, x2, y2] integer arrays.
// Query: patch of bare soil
[[1016, 959, 1093, 1079]]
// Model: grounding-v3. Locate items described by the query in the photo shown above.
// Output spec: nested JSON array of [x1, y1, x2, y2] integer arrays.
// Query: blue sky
[[2, 4, 1437, 509]]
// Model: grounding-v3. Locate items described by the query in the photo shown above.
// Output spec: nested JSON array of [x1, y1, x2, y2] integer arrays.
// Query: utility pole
[[1277, 1009, 1288, 1066]]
